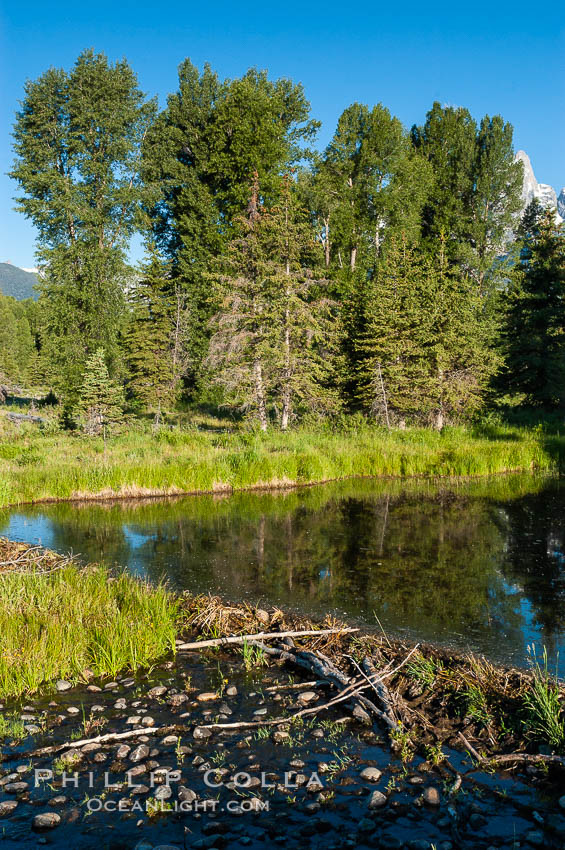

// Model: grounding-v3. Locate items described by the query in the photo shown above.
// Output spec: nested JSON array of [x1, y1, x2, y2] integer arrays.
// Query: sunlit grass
[[0, 564, 178, 699], [0, 417, 560, 507]]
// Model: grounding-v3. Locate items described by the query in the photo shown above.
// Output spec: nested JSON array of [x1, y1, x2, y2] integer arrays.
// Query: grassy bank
[[0, 541, 178, 700], [0, 416, 562, 507]]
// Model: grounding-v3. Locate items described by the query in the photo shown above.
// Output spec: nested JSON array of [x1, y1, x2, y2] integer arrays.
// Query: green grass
[[0, 564, 178, 700], [522, 649, 565, 751], [0, 416, 561, 507]]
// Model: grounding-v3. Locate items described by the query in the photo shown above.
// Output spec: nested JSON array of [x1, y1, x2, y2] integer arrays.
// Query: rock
[[423, 786, 441, 807], [359, 767, 382, 783], [48, 796, 68, 807], [368, 790, 387, 809], [115, 744, 131, 759], [196, 692, 218, 702], [161, 735, 179, 745], [272, 730, 290, 744], [4, 782, 29, 794], [297, 690, 318, 704], [130, 784, 150, 795], [81, 742, 101, 754], [66, 706, 80, 715], [121, 678, 135, 688], [0, 774, 19, 787], [32, 812, 61, 831], [87, 685, 102, 693], [148, 685, 167, 698], [153, 784, 172, 800], [559, 795, 565, 811], [104, 681, 119, 690], [0, 800, 18, 817], [55, 680, 72, 692], [226, 686, 238, 697], [311, 727, 324, 738], [114, 699, 127, 710], [193, 726, 212, 740], [525, 831, 544, 847], [141, 716, 155, 726], [129, 764, 147, 777], [130, 744, 150, 763], [253, 708, 268, 716], [167, 692, 188, 707], [126, 716, 142, 725], [24, 724, 40, 734], [91, 704, 105, 713], [178, 786, 197, 803]]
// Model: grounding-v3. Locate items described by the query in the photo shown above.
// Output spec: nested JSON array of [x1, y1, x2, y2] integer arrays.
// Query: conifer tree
[[75, 349, 125, 436], [358, 237, 497, 426], [499, 210, 565, 409], [263, 178, 340, 427], [124, 247, 177, 411], [206, 174, 273, 430]]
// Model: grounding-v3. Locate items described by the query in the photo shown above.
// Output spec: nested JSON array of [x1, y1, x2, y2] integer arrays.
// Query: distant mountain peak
[[515, 150, 562, 224], [0, 262, 39, 301]]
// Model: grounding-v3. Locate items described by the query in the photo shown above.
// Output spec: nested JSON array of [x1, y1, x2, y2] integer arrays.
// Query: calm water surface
[[2, 475, 564, 676]]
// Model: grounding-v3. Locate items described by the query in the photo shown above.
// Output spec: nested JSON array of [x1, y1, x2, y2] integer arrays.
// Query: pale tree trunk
[[280, 198, 292, 431], [254, 359, 268, 432], [323, 216, 330, 268], [435, 368, 444, 431], [350, 246, 357, 270]]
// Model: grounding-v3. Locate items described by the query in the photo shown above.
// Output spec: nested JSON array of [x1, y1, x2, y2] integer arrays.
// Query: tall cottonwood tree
[[412, 102, 522, 291], [142, 60, 319, 389], [10, 49, 156, 400]]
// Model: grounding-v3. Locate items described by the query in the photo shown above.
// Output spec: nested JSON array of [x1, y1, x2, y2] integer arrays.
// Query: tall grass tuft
[[0, 565, 179, 699], [522, 647, 564, 751]]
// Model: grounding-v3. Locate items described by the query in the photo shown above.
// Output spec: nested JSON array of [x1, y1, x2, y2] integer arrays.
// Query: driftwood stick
[[458, 731, 565, 769], [31, 724, 179, 757], [176, 627, 359, 651]]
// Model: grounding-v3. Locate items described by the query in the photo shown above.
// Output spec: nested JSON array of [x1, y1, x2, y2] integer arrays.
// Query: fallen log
[[176, 627, 359, 651]]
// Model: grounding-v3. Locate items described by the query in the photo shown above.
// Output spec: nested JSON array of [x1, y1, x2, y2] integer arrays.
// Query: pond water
[[2, 474, 564, 677]]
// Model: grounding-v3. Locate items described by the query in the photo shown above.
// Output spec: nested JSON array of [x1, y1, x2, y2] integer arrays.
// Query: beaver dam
[[0, 537, 564, 849]]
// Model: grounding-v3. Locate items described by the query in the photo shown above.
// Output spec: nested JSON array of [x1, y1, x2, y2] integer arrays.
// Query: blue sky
[[1, 0, 563, 269]]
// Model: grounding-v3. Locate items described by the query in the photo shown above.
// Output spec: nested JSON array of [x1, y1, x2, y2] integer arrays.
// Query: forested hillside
[[4, 50, 564, 432]]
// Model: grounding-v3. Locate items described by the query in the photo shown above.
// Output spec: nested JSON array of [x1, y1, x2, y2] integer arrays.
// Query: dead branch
[[176, 627, 359, 651]]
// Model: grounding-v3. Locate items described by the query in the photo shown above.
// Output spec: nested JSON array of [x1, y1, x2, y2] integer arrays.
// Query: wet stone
[[129, 764, 147, 777], [48, 796, 68, 807], [153, 784, 172, 800], [32, 812, 61, 831], [148, 685, 167, 698], [368, 790, 387, 809], [178, 786, 197, 803], [56, 680, 72, 692], [193, 726, 213, 740], [359, 767, 382, 782], [115, 744, 131, 759], [525, 831, 544, 847], [114, 698, 127, 710], [197, 692, 218, 701], [141, 715, 155, 726], [104, 681, 119, 690], [226, 686, 238, 697], [423, 786, 441, 807], [91, 704, 105, 713], [81, 742, 101, 754], [130, 744, 150, 763], [87, 685, 102, 693], [559, 795, 565, 810], [4, 781, 29, 794], [130, 784, 149, 795], [167, 692, 188, 707], [0, 800, 18, 817], [297, 690, 318, 704], [66, 706, 80, 715], [126, 716, 142, 725], [161, 735, 179, 745], [272, 730, 290, 744]]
